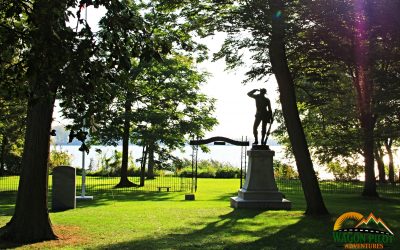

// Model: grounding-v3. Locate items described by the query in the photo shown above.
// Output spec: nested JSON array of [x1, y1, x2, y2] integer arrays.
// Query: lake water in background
[[55, 144, 284, 168], [54, 144, 336, 179]]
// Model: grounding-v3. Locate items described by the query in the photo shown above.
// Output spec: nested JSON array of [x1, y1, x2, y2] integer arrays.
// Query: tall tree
[[0, 0, 72, 242], [212, 0, 329, 215], [99, 1, 155, 187], [268, 0, 328, 215], [63, 0, 211, 187], [61, 0, 158, 187], [294, 0, 378, 196], [292, 0, 400, 195], [373, 49, 400, 184], [1, 0, 103, 242], [132, 55, 217, 180], [275, 7, 400, 187]]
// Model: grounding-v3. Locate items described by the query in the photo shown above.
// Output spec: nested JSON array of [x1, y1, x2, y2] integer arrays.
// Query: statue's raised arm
[[247, 89, 258, 98]]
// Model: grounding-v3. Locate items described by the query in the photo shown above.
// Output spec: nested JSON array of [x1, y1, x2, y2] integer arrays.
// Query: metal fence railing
[[1, 175, 399, 196], [277, 179, 400, 195], [0, 175, 192, 194]]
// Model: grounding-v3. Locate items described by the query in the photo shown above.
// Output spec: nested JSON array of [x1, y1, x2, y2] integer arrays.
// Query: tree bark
[[116, 63, 144, 188], [269, 0, 328, 215], [356, 77, 377, 197], [384, 138, 395, 184], [355, 74, 378, 197], [147, 143, 155, 179], [116, 91, 136, 188], [351, 1, 378, 197], [140, 145, 147, 186], [357, 90, 377, 197], [0, 95, 57, 242], [374, 143, 386, 183], [0, 0, 70, 242]]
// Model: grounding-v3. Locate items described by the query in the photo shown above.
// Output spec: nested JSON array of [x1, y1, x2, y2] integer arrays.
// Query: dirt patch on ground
[[0, 225, 90, 249]]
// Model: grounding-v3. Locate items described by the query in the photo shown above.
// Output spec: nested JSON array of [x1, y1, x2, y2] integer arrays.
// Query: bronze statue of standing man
[[248, 88, 272, 145]]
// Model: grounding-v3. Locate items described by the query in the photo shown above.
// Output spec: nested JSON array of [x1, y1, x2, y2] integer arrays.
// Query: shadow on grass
[[0, 238, 23, 249], [1, 190, 399, 249], [224, 214, 336, 250], [89, 209, 336, 250], [0, 191, 17, 216], [0, 211, 336, 250], [71, 191, 185, 210], [0, 190, 184, 215], [207, 192, 237, 202], [84, 192, 400, 250]]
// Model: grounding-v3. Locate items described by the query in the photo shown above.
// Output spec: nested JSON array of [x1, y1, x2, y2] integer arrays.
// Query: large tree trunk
[[355, 71, 377, 196], [352, 1, 378, 197], [269, 0, 328, 215], [374, 143, 386, 183], [116, 64, 144, 188], [147, 144, 155, 179], [0, 0, 69, 242], [353, 68, 377, 196], [384, 138, 395, 184], [116, 91, 136, 188], [360, 115, 377, 196], [140, 145, 147, 186], [0, 95, 57, 242], [355, 78, 377, 196]]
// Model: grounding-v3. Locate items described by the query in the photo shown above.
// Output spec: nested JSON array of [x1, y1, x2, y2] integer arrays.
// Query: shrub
[[325, 161, 363, 181], [88, 149, 139, 177], [49, 146, 72, 172], [215, 167, 240, 178], [274, 160, 299, 180], [176, 159, 241, 179], [2, 152, 22, 175], [156, 169, 175, 177], [178, 167, 194, 177], [197, 167, 216, 178]]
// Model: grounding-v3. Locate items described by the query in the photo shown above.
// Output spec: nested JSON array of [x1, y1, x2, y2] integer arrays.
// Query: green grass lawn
[[1, 178, 399, 249]]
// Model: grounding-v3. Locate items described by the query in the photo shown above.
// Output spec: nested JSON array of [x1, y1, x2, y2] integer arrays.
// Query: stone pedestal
[[230, 149, 291, 210], [52, 166, 76, 211]]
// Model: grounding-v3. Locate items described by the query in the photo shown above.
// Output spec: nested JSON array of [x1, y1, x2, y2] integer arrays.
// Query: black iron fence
[[0, 175, 193, 194], [1, 175, 399, 196], [277, 179, 400, 196]]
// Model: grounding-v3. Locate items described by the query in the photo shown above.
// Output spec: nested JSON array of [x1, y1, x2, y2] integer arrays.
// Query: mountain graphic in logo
[[355, 213, 394, 235], [333, 212, 395, 249]]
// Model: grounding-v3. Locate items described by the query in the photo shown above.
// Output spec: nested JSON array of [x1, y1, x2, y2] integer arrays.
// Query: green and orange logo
[[333, 212, 395, 249]]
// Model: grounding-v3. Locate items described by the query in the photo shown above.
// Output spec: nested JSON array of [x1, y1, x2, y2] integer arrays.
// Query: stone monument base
[[76, 195, 93, 201], [230, 149, 291, 210], [230, 196, 291, 209]]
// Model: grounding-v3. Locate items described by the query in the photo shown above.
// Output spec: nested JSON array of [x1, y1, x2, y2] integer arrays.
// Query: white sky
[[197, 34, 280, 140], [56, 5, 281, 141]]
